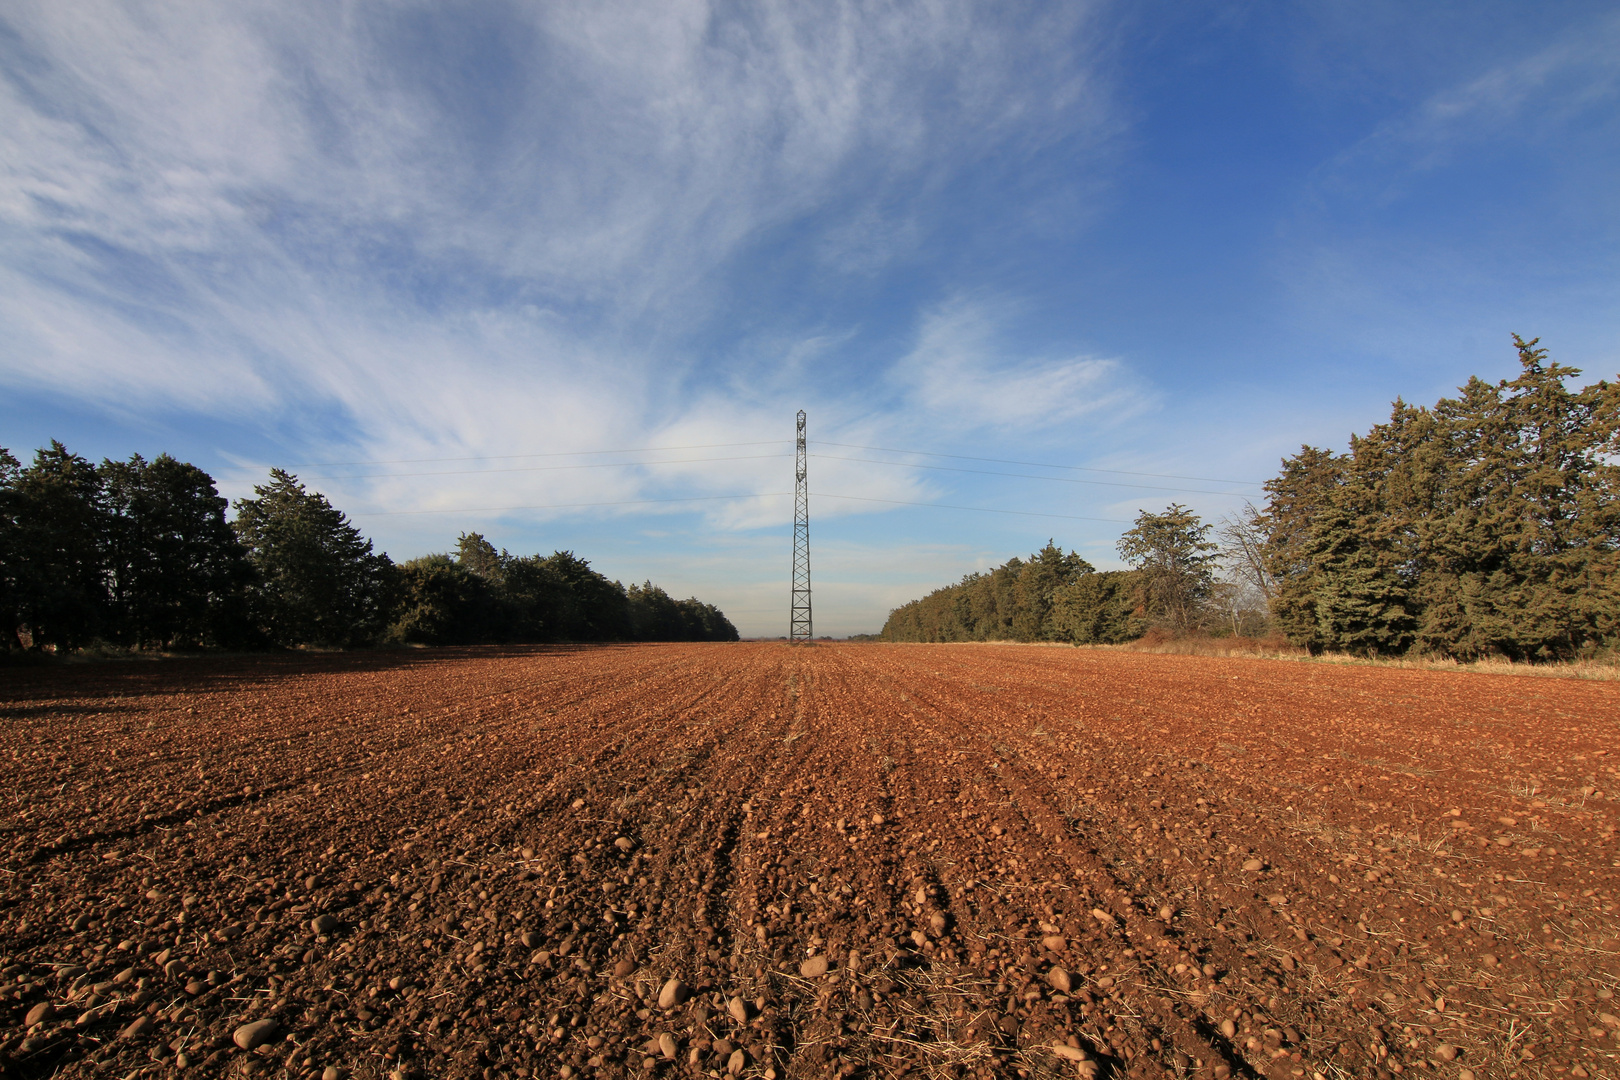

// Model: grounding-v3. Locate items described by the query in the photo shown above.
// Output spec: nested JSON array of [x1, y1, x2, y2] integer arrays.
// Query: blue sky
[[3, 1, 1618, 637]]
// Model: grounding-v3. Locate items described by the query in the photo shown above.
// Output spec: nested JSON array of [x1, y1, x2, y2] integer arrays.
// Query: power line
[[347, 492, 791, 517], [244, 438, 1264, 488], [347, 488, 1131, 525], [303, 452, 792, 482], [266, 440, 788, 469], [811, 453, 1258, 497], [302, 448, 1256, 495], [818, 441, 1262, 486], [814, 492, 1131, 523]]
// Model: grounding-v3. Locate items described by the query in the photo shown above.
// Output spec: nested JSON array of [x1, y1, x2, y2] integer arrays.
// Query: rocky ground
[[1, 642, 1617, 1080]]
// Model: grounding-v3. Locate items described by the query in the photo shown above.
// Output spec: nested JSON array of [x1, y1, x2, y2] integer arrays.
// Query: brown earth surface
[[2, 642, 1618, 1080]]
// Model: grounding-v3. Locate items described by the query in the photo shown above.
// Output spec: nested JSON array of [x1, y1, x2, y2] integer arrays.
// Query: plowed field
[[3, 643, 1618, 1080]]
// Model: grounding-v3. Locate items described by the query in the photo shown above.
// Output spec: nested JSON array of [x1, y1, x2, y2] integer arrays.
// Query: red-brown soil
[[2, 643, 1617, 1080]]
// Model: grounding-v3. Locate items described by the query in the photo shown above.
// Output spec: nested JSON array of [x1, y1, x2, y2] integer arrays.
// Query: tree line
[[882, 336, 1618, 660], [0, 453, 738, 653]]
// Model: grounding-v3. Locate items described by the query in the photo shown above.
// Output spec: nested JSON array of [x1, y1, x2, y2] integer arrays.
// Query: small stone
[[871, 813, 884, 825], [1046, 967, 1073, 993], [233, 1018, 279, 1050], [25, 1002, 55, 1027], [570, 798, 585, 809], [311, 914, 340, 935], [799, 955, 828, 978], [121, 1015, 154, 1039], [658, 1032, 677, 1059], [614, 837, 635, 852], [727, 1049, 747, 1076], [1089, 908, 1116, 927], [323, 1067, 340, 1080], [1242, 858, 1264, 872], [1480, 953, 1498, 967], [1041, 934, 1066, 952], [520, 847, 535, 860], [929, 913, 948, 934], [657, 978, 689, 1010], [1219, 1018, 1237, 1039], [1457, 1071, 1475, 1080], [1158, 905, 1175, 922], [728, 996, 751, 1024], [521, 931, 540, 947], [1051, 1043, 1089, 1062], [613, 958, 636, 977], [1433, 1043, 1457, 1062]]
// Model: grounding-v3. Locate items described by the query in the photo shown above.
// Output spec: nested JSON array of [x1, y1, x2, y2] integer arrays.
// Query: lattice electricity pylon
[[790, 409, 813, 642]]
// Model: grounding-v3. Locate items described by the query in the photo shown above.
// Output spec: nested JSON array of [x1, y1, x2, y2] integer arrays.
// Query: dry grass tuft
[[1101, 632, 1620, 680]]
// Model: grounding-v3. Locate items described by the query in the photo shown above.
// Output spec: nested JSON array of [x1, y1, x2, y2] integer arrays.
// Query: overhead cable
[[266, 441, 788, 469], [304, 452, 793, 482], [248, 439, 1263, 488], [348, 489, 1129, 524], [811, 454, 1257, 497], [347, 492, 793, 517], [817, 441, 1263, 486], [813, 492, 1131, 523]]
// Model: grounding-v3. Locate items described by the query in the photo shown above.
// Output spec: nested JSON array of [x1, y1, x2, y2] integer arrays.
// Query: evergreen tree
[[388, 554, 504, 645], [534, 551, 632, 640], [233, 470, 394, 647], [1260, 335, 1619, 659], [1048, 570, 1145, 644], [2, 443, 110, 649], [881, 543, 1103, 643], [0, 448, 23, 651], [102, 453, 254, 648], [1011, 541, 1095, 639]]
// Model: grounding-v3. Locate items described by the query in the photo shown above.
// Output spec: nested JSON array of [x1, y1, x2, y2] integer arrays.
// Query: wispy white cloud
[[0, 0, 1124, 535], [890, 298, 1148, 429], [1310, 9, 1620, 198]]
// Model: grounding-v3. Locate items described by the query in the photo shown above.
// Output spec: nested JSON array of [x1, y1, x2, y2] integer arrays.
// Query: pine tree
[[233, 470, 394, 647], [3, 443, 110, 649], [102, 453, 254, 648]]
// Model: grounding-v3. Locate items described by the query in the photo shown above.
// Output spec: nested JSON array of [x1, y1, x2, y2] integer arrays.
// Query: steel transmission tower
[[790, 410, 812, 641]]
